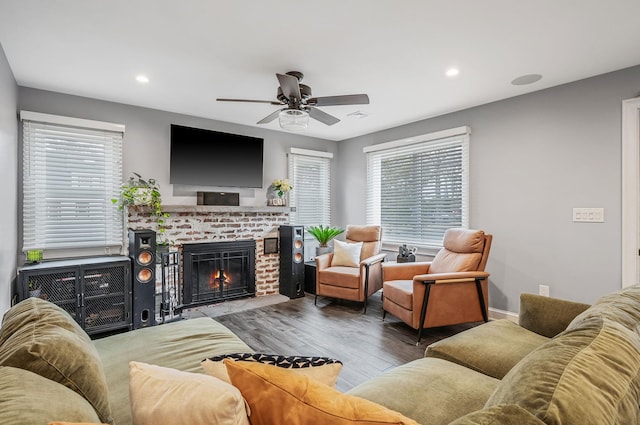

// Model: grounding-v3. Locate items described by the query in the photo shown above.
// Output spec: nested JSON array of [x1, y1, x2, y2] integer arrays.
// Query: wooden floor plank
[[213, 292, 479, 392]]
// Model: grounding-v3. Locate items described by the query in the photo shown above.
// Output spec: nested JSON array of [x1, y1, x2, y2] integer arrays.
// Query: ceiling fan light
[[279, 109, 309, 131]]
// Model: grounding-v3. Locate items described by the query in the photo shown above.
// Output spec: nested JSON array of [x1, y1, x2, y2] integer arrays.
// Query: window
[[21, 111, 125, 258], [288, 148, 332, 226], [365, 126, 469, 248]]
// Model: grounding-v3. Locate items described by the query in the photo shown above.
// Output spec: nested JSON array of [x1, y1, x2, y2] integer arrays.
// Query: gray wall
[[0, 43, 18, 314], [337, 65, 640, 312], [19, 87, 337, 206]]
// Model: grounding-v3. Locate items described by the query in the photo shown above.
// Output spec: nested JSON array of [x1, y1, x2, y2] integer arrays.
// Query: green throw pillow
[[0, 297, 89, 346], [0, 366, 102, 424], [486, 317, 640, 424], [0, 309, 113, 424]]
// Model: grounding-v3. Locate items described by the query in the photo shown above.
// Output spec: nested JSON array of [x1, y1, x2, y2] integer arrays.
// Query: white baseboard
[[489, 307, 519, 323]]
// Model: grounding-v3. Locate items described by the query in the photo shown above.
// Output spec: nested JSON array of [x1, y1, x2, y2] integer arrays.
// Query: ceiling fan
[[216, 71, 369, 131]]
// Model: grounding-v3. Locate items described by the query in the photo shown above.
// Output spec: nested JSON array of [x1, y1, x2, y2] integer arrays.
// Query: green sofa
[[0, 297, 251, 425], [348, 285, 640, 424], [2, 285, 640, 425]]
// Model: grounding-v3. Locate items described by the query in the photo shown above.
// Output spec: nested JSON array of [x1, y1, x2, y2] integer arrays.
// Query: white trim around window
[[365, 126, 470, 248], [21, 111, 125, 259], [287, 148, 333, 227]]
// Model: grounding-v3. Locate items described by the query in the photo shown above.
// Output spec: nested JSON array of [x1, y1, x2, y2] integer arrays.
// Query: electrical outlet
[[539, 284, 550, 297]]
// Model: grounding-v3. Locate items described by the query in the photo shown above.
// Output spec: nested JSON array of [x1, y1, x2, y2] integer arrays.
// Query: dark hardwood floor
[[213, 292, 479, 392]]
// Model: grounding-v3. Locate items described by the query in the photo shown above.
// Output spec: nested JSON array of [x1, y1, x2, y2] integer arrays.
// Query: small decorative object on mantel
[[397, 244, 417, 263], [267, 179, 293, 206]]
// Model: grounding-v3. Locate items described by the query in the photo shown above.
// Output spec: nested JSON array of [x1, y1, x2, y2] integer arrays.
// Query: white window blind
[[288, 148, 332, 226], [22, 111, 125, 257], [365, 128, 469, 247]]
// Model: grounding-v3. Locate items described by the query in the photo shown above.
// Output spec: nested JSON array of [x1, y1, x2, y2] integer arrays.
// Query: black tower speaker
[[279, 225, 305, 299], [128, 229, 156, 329]]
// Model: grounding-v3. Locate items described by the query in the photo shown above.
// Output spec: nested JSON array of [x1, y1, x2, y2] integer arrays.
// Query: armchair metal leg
[[314, 294, 318, 306], [474, 278, 489, 322], [417, 281, 433, 345], [362, 264, 370, 314]]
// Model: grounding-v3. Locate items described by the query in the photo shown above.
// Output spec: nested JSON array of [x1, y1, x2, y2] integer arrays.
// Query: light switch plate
[[573, 208, 604, 223]]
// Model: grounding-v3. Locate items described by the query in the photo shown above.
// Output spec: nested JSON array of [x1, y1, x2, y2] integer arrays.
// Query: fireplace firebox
[[182, 240, 255, 307]]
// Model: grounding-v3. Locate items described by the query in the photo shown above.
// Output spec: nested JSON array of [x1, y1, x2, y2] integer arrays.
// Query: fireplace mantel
[[129, 205, 294, 214]]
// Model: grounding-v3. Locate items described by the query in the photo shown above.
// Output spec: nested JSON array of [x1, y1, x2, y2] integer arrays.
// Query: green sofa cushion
[[486, 316, 640, 424], [0, 299, 113, 424], [567, 284, 640, 333], [347, 357, 499, 425], [425, 319, 549, 379], [0, 297, 89, 346], [93, 317, 252, 425], [0, 365, 102, 424], [449, 405, 546, 425]]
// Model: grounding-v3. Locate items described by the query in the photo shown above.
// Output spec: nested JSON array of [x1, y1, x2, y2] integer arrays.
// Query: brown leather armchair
[[382, 228, 492, 343], [315, 225, 386, 313]]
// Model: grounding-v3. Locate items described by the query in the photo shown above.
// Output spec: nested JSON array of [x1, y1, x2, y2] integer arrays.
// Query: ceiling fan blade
[[217, 98, 283, 105], [276, 73, 302, 101], [257, 109, 283, 124], [308, 107, 340, 126], [308, 94, 370, 107]]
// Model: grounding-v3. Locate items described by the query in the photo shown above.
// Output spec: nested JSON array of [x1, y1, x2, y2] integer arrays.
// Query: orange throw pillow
[[225, 359, 419, 425]]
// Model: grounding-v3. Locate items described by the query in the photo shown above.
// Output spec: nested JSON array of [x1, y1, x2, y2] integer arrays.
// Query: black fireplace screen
[[182, 240, 255, 306]]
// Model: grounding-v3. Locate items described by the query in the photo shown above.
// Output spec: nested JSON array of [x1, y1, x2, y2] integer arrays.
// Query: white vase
[[316, 246, 332, 256], [267, 185, 288, 206]]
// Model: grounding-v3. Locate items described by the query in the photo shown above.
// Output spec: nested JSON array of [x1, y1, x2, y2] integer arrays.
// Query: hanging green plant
[[112, 172, 171, 243]]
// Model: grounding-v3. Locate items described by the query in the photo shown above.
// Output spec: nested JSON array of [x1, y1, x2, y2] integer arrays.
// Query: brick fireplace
[[127, 205, 291, 297]]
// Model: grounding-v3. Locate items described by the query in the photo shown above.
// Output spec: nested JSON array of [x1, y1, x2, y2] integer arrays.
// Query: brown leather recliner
[[382, 228, 492, 342], [315, 225, 387, 313]]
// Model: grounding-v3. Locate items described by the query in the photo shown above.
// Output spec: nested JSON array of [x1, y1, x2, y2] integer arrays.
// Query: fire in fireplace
[[182, 240, 256, 307]]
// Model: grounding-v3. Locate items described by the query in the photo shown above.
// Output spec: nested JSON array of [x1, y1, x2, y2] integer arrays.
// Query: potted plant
[[112, 172, 171, 261], [307, 225, 345, 256]]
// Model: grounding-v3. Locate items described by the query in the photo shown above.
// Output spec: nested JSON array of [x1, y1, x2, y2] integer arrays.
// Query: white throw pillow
[[129, 361, 250, 425], [331, 240, 363, 267]]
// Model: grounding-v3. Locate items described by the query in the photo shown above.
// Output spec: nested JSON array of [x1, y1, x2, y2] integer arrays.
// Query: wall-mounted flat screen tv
[[170, 124, 264, 188]]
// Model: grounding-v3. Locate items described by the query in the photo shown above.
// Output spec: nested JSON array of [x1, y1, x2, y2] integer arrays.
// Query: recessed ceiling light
[[445, 67, 460, 78], [511, 74, 542, 86], [136, 74, 149, 84]]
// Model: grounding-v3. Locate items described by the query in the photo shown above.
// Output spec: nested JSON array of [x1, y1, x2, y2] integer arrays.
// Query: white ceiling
[[1, 1, 640, 141]]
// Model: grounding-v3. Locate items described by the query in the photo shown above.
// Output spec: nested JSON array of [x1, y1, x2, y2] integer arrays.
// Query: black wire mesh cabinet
[[17, 256, 132, 336]]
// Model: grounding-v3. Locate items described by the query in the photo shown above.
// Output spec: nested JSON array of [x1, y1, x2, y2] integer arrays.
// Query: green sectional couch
[[349, 286, 640, 424], [2, 285, 640, 424]]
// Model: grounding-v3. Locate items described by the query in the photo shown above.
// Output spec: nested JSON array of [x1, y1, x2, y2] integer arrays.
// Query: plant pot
[[29, 288, 42, 298], [133, 188, 153, 205], [316, 246, 332, 257], [266, 185, 288, 206]]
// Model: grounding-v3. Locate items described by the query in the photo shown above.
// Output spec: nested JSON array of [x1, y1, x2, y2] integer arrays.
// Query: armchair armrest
[[382, 262, 431, 281], [413, 271, 490, 284], [315, 253, 333, 270], [519, 293, 591, 338], [360, 253, 387, 267]]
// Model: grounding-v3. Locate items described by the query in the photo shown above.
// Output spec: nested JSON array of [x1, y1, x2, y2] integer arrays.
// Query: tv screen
[[170, 124, 264, 188]]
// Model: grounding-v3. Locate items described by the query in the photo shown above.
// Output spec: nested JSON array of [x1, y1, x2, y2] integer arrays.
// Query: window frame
[[287, 147, 333, 228], [21, 111, 125, 259], [364, 126, 470, 249]]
